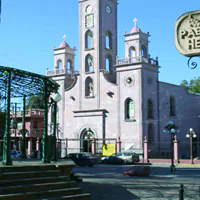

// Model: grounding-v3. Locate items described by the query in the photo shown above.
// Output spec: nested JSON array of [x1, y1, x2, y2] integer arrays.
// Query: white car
[[101, 152, 140, 164]]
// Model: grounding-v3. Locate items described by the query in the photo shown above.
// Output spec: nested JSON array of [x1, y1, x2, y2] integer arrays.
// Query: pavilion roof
[[0, 65, 60, 98]]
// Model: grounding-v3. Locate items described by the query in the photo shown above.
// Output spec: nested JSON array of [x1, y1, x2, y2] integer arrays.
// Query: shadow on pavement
[[77, 181, 140, 200]]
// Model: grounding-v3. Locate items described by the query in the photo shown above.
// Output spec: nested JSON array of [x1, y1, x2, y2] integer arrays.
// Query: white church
[[47, 0, 200, 158]]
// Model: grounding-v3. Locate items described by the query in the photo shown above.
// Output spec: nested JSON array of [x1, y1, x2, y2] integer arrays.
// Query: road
[[73, 164, 200, 200]]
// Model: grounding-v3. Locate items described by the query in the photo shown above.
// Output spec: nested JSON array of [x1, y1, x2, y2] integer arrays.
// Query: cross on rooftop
[[133, 18, 138, 27], [63, 34, 66, 41]]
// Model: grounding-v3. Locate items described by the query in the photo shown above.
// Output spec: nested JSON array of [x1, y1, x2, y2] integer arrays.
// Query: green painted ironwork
[[2, 70, 12, 165], [0, 65, 60, 165], [52, 101, 57, 161], [42, 79, 50, 163], [21, 95, 26, 159]]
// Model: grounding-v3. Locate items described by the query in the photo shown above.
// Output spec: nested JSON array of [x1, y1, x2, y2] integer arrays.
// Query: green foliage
[[180, 77, 200, 93], [26, 95, 44, 109]]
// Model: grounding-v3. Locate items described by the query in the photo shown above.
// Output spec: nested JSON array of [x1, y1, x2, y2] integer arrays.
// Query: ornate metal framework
[[187, 56, 200, 69], [0, 65, 60, 165], [0, 65, 59, 98]]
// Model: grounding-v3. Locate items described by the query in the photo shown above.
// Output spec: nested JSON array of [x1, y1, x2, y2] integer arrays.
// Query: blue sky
[[0, 0, 199, 85]]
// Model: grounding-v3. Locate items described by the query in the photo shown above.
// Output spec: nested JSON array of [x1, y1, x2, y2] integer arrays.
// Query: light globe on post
[[163, 121, 179, 173], [186, 128, 197, 164], [52, 92, 62, 162]]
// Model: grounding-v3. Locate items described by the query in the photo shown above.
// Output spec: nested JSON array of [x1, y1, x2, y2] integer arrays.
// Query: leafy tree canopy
[[26, 95, 44, 109], [180, 77, 200, 93]]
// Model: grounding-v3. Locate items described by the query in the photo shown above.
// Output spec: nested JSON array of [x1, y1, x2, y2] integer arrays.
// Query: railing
[[46, 68, 79, 76], [116, 56, 158, 66], [10, 109, 44, 117], [10, 128, 44, 137]]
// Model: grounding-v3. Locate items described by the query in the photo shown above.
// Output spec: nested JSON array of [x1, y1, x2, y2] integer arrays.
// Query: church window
[[33, 121, 38, 129], [106, 32, 112, 49], [67, 60, 72, 70], [170, 96, 175, 116], [147, 98, 153, 119], [85, 30, 93, 49], [125, 98, 134, 120], [106, 56, 112, 71], [148, 123, 153, 145], [129, 46, 136, 57], [142, 45, 147, 58], [85, 77, 94, 97], [57, 60, 62, 69], [85, 54, 93, 72]]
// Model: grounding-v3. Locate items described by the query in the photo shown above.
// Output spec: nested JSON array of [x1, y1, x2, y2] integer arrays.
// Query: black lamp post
[[51, 93, 61, 162], [186, 128, 196, 164], [163, 120, 179, 173]]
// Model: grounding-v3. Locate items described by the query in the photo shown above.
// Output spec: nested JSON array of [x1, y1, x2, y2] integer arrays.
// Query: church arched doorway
[[80, 128, 95, 153]]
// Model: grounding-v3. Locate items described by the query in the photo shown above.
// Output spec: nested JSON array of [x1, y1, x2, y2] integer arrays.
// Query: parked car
[[101, 152, 140, 164], [11, 150, 22, 159], [62, 152, 99, 167]]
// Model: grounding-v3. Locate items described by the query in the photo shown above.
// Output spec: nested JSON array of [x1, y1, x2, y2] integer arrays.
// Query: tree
[[180, 77, 200, 93], [26, 95, 44, 109]]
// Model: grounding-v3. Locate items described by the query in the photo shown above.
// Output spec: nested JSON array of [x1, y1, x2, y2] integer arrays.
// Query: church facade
[[47, 0, 200, 158]]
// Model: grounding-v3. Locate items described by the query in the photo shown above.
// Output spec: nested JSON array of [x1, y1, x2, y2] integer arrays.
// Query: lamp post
[[51, 93, 61, 162], [163, 120, 179, 173], [186, 128, 196, 164]]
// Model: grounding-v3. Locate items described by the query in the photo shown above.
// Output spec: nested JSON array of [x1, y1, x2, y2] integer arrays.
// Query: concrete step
[[0, 165, 57, 173], [0, 170, 60, 180], [0, 188, 82, 200], [39, 193, 91, 200], [0, 181, 76, 194], [0, 176, 70, 187]]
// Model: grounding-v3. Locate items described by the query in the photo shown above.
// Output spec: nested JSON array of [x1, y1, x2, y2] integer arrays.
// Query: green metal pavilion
[[0, 65, 60, 165]]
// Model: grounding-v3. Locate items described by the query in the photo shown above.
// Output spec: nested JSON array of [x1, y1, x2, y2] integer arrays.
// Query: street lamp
[[51, 92, 61, 161], [186, 128, 196, 164], [163, 120, 179, 173]]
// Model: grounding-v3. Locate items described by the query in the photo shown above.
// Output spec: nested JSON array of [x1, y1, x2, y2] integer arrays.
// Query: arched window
[[106, 56, 112, 71], [170, 96, 175, 116], [85, 77, 94, 97], [125, 98, 134, 120], [85, 30, 93, 49], [67, 60, 72, 70], [129, 46, 136, 57], [106, 32, 112, 49], [85, 54, 93, 72], [57, 60, 62, 69], [148, 123, 153, 146], [147, 98, 153, 119], [142, 45, 147, 58]]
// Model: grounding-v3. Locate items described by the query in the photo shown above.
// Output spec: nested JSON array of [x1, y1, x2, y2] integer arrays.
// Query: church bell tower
[[79, 0, 118, 110]]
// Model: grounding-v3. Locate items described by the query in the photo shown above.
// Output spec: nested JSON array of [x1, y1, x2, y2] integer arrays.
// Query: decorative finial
[[133, 18, 138, 27], [63, 34, 67, 41]]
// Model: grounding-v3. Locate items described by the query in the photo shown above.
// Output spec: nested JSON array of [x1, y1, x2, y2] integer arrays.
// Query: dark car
[[63, 152, 99, 167]]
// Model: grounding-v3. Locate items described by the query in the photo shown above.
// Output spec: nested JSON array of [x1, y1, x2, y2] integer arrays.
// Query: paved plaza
[[73, 164, 200, 200], [0, 160, 200, 199]]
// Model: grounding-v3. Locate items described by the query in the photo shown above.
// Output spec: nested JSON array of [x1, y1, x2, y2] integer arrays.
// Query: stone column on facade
[[174, 135, 179, 163], [18, 138, 22, 151], [28, 138, 32, 158], [91, 137, 96, 155], [117, 136, 122, 153], [144, 136, 149, 163]]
